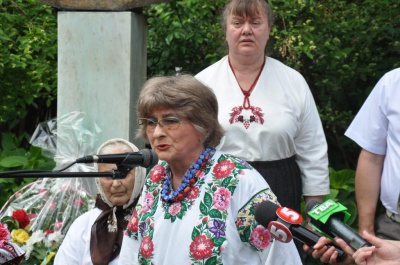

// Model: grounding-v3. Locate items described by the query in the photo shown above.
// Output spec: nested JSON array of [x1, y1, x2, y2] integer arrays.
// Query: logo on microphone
[[268, 221, 292, 243], [307, 199, 350, 225], [268, 206, 303, 243], [305, 199, 372, 250], [309, 201, 335, 215], [277, 207, 303, 224]]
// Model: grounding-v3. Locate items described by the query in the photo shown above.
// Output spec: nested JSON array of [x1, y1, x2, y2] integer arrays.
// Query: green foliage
[[0, 0, 57, 140], [1, 0, 399, 169], [146, 0, 400, 170], [300, 168, 358, 229], [324, 168, 357, 227], [0, 132, 55, 208], [145, 0, 227, 76], [268, 0, 400, 169]]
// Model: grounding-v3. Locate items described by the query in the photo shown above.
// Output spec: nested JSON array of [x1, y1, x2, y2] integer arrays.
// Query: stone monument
[[35, 0, 170, 150], [35, 0, 169, 194]]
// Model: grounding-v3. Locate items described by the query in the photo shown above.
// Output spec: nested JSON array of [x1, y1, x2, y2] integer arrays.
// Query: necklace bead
[[161, 148, 215, 203]]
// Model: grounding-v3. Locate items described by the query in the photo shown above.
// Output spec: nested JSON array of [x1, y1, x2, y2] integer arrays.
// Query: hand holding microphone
[[314, 231, 400, 265], [305, 199, 372, 251], [255, 200, 347, 262]]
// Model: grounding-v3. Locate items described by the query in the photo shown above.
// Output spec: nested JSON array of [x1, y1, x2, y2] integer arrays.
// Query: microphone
[[305, 199, 372, 250], [76, 149, 158, 169], [255, 200, 347, 262]]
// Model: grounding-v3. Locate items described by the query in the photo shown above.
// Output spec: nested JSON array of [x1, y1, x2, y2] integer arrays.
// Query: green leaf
[[199, 201, 208, 215], [340, 199, 358, 227], [191, 226, 201, 240], [324, 189, 339, 201], [0, 216, 19, 230], [329, 169, 355, 190], [1, 133, 18, 152], [203, 192, 213, 207], [212, 237, 225, 247], [208, 209, 222, 219], [205, 256, 218, 265], [0, 28, 12, 41], [0, 156, 28, 168]]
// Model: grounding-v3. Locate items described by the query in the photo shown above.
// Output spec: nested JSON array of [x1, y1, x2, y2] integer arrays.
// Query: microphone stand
[[0, 155, 147, 180], [0, 160, 138, 201], [0, 170, 126, 179]]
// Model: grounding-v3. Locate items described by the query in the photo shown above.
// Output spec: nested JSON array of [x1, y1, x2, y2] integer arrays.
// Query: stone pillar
[[57, 11, 147, 149], [35, 0, 170, 195], [56, 12, 146, 195]]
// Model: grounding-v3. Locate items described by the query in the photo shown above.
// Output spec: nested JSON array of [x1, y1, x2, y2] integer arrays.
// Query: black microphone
[[255, 200, 347, 262], [76, 149, 158, 169], [305, 200, 372, 251]]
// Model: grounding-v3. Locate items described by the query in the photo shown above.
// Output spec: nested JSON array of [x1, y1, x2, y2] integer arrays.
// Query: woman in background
[[196, 0, 329, 214], [54, 138, 146, 265]]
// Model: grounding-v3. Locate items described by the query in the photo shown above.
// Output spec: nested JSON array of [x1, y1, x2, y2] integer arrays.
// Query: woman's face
[[144, 108, 204, 167], [225, 11, 271, 57], [98, 148, 135, 206]]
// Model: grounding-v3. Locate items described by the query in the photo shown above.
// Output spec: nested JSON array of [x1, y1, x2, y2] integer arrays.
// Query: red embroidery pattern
[[229, 106, 265, 129]]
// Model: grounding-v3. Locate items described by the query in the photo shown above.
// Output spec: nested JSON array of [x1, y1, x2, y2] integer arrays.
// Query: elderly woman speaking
[[118, 75, 301, 264]]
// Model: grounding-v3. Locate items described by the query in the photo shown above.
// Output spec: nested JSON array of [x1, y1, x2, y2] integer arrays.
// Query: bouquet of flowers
[[0, 222, 25, 264], [0, 112, 101, 264], [0, 178, 95, 265]]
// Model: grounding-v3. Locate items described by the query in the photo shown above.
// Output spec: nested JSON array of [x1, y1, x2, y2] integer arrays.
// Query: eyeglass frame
[[137, 117, 186, 131]]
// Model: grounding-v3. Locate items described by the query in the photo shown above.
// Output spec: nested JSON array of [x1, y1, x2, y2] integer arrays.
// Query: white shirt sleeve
[[118, 234, 139, 265], [54, 210, 97, 265], [264, 240, 302, 264], [345, 75, 389, 155], [295, 79, 330, 196]]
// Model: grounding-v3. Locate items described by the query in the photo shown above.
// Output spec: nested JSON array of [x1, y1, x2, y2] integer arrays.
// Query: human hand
[[353, 231, 400, 265], [303, 236, 354, 265]]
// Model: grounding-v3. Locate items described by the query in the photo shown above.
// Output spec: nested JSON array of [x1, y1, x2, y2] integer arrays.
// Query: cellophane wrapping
[[0, 111, 101, 264]]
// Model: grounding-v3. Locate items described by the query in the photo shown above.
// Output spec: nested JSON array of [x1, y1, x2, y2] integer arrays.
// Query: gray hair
[[221, 0, 274, 31], [136, 75, 225, 148]]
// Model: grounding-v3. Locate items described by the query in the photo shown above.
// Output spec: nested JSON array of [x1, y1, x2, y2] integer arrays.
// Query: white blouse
[[196, 56, 329, 196], [54, 208, 119, 265]]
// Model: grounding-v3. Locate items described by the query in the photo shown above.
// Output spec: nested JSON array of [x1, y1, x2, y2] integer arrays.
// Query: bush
[[0, 132, 55, 207]]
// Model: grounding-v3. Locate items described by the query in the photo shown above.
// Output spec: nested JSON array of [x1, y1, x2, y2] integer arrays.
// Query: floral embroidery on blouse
[[135, 165, 163, 263], [125, 153, 274, 264], [125, 209, 139, 239], [236, 189, 277, 250], [188, 154, 249, 264]]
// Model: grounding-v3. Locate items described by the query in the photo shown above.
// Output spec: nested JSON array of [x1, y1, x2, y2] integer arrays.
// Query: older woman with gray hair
[[119, 75, 301, 264], [54, 138, 146, 265]]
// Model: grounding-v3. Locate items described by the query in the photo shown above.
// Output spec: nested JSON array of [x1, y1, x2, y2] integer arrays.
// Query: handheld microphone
[[75, 149, 158, 169], [255, 200, 347, 262], [305, 199, 372, 250]]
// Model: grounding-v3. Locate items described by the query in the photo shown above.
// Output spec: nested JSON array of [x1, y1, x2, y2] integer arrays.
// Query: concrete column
[[57, 12, 146, 149], [56, 12, 146, 195]]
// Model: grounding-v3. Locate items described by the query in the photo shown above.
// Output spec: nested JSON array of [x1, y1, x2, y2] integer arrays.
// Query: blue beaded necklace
[[161, 147, 215, 203]]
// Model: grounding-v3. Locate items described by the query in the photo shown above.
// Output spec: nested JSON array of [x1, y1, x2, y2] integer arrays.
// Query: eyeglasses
[[137, 117, 185, 131]]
